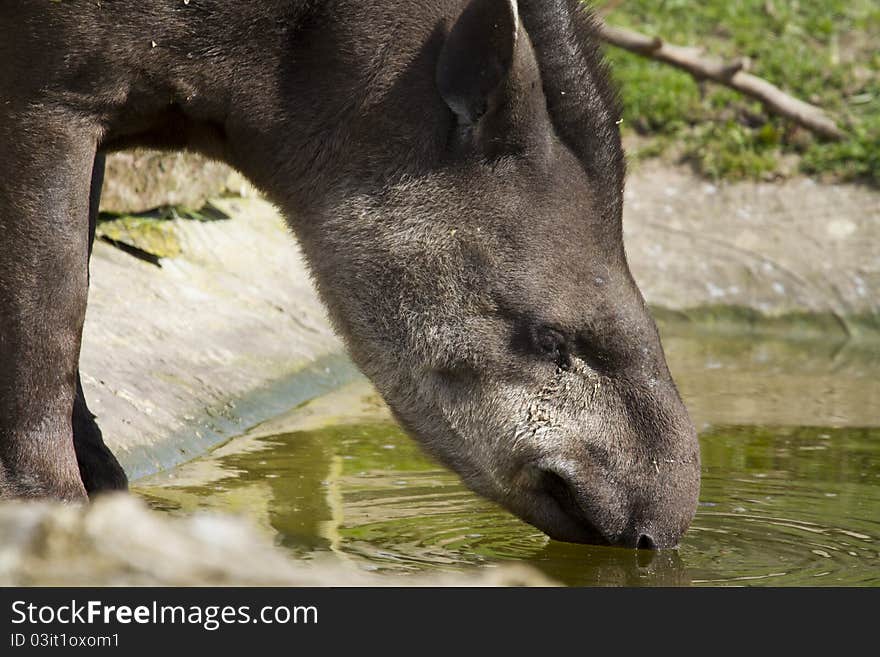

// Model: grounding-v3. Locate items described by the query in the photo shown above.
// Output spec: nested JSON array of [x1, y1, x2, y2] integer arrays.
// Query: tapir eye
[[531, 326, 571, 370]]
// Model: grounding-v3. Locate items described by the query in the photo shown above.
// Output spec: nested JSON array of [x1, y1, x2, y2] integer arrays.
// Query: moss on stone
[[96, 215, 182, 259], [652, 304, 880, 342]]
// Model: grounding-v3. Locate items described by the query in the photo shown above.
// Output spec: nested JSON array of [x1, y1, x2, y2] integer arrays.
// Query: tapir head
[[302, 0, 700, 548]]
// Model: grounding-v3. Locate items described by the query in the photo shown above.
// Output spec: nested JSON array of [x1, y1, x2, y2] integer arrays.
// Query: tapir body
[[0, 0, 700, 548]]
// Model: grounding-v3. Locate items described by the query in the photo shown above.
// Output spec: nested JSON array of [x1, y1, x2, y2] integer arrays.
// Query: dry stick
[[596, 21, 845, 140]]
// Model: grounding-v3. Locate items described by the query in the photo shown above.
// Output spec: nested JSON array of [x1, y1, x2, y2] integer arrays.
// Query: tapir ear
[[436, 0, 520, 125]]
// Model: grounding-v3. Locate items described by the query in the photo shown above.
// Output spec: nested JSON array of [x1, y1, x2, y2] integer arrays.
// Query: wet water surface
[[138, 329, 880, 586]]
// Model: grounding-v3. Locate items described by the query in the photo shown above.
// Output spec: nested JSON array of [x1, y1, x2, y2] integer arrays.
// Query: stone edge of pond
[[80, 196, 353, 483], [624, 161, 879, 321], [652, 305, 880, 344], [121, 355, 363, 482]]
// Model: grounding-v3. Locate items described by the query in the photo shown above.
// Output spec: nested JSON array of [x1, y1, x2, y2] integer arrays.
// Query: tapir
[[0, 0, 700, 548]]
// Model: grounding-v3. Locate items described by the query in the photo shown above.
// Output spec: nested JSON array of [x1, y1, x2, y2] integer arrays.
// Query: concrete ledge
[[624, 162, 880, 321], [81, 197, 354, 480]]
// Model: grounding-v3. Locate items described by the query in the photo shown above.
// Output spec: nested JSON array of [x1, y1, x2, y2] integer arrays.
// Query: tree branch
[[596, 21, 845, 140]]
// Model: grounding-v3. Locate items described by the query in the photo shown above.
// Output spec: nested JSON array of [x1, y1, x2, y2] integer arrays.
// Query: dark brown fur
[[0, 0, 700, 547]]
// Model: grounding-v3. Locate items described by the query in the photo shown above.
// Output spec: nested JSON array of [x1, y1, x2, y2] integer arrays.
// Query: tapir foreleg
[[0, 110, 96, 500], [72, 153, 128, 496]]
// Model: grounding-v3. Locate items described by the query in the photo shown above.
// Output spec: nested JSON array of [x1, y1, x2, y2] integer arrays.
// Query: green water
[[137, 329, 880, 586]]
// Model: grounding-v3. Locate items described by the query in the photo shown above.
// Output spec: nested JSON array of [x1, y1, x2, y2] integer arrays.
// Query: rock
[[100, 151, 255, 214], [0, 495, 555, 586]]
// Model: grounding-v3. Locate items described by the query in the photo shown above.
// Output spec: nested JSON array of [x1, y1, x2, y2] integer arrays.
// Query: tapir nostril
[[636, 533, 657, 550], [541, 469, 579, 513], [537, 468, 610, 545]]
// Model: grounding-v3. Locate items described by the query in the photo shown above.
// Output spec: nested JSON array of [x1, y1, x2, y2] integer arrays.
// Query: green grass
[[593, 0, 880, 184]]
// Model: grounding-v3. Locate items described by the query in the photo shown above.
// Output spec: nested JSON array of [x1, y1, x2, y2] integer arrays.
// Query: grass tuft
[[593, 0, 880, 185]]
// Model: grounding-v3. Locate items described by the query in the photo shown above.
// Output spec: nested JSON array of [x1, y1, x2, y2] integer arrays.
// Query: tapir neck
[[229, 0, 460, 225], [182, 1, 461, 225], [85, 1, 463, 224]]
